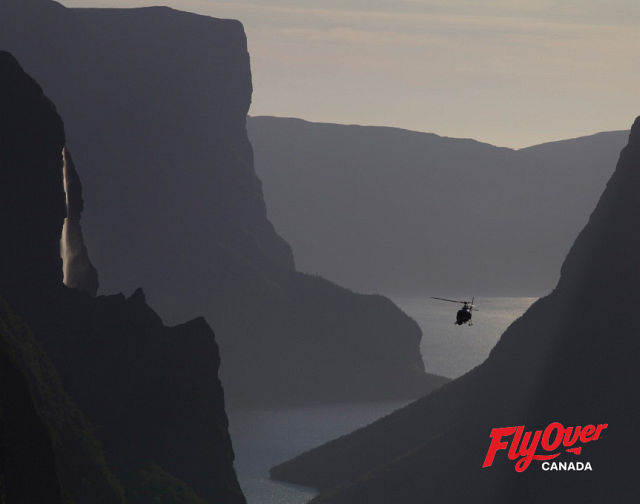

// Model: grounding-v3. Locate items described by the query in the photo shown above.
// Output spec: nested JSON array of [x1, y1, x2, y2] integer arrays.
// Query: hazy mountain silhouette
[[0, 49, 244, 504], [271, 117, 640, 502], [248, 116, 628, 296], [0, 0, 446, 405]]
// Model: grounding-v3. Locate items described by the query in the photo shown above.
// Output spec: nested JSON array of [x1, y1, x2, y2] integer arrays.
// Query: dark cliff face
[[0, 50, 66, 295], [0, 50, 116, 504], [0, 304, 62, 504], [32, 288, 246, 504], [272, 117, 640, 503], [0, 47, 97, 297], [0, 0, 441, 405], [0, 0, 295, 299], [0, 51, 245, 504], [0, 298, 125, 504]]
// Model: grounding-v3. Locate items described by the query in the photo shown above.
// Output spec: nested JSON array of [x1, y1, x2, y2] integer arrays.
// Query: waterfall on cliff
[[60, 147, 99, 295]]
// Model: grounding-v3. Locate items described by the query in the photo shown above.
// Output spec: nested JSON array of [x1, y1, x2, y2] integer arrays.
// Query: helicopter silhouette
[[432, 297, 476, 326]]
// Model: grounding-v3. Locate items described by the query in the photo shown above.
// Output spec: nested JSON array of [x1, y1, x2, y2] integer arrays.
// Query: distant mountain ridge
[[271, 117, 640, 502], [248, 116, 628, 296]]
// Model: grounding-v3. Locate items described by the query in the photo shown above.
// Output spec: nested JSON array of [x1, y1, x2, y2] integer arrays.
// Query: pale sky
[[59, 0, 640, 147]]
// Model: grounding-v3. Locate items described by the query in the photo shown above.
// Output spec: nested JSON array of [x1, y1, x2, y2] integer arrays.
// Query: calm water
[[229, 296, 537, 504], [391, 296, 537, 378], [228, 400, 410, 504]]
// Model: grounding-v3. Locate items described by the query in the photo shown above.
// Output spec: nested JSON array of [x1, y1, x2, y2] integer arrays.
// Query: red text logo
[[482, 422, 608, 472]]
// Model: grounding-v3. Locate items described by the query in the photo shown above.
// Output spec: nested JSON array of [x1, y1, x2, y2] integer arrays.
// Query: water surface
[[229, 296, 537, 504], [391, 296, 537, 378], [228, 400, 410, 504]]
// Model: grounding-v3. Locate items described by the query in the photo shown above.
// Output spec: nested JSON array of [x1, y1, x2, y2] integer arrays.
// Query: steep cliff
[[0, 0, 443, 405], [272, 117, 640, 502], [0, 48, 66, 295], [0, 50, 245, 504], [0, 49, 120, 504]]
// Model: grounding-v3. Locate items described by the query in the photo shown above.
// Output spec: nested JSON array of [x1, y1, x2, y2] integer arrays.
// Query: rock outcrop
[[0, 50, 245, 504], [0, 0, 444, 405], [271, 117, 640, 502]]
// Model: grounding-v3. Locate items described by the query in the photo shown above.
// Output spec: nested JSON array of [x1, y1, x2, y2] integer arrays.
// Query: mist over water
[[230, 296, 536, 503]]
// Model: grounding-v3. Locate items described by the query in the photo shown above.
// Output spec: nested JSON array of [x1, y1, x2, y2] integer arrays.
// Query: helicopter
[[432, 297, 476, 326]]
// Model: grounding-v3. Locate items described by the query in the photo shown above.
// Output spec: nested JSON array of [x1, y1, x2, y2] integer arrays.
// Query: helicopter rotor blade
[[431, 296, 468, 304]]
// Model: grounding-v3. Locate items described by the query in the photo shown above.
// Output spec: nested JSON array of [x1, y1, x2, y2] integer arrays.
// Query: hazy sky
[[59, 0, 640, 147]]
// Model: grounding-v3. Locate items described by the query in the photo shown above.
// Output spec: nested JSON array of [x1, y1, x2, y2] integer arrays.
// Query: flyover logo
[[482, 422, 608, 472]]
